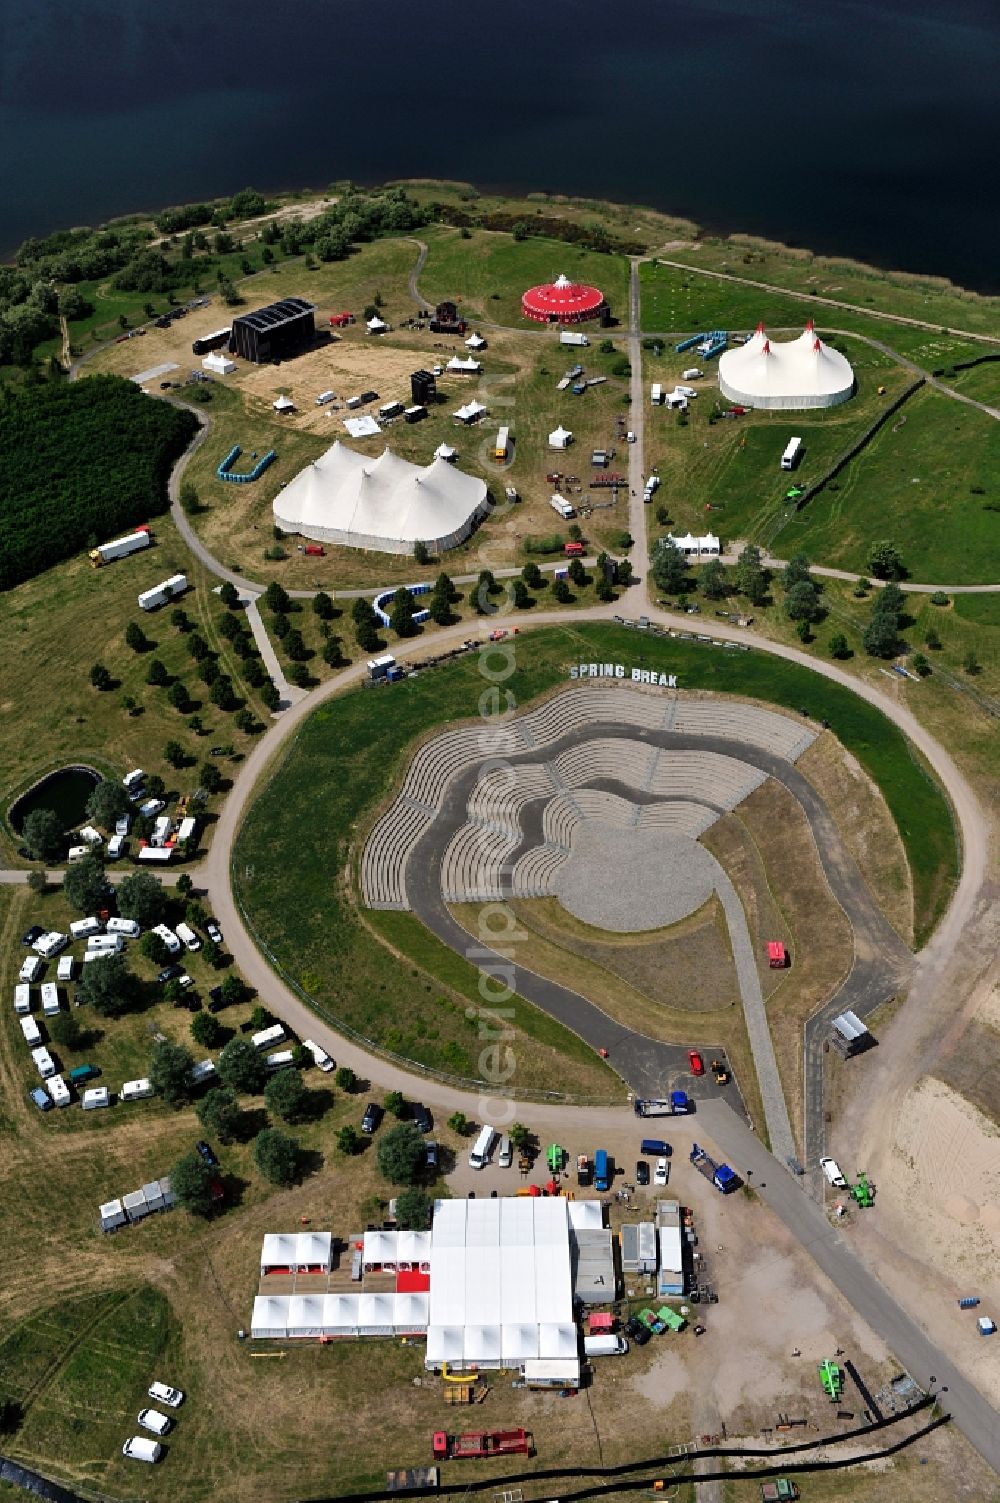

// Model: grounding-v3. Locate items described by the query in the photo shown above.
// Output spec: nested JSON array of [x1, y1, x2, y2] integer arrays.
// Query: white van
[[175, 922, 201, 952], [107, 917, 141, 938], [265, 1049, 295, 1072], [87, 934, 124, 956], [252, 1023, 286, 1051], [81, 1086, 110, 1110], [137, 1408, 172, 1436], [584, 1334, 629, 1357], [153, 924, 181, 955], [302, 1039, 334, 1072], [189, 1059, 216, 1086], [819, 1156, 847, 1188], [70, 917, 101, 940], [469, 1124, 498, 1171], [41, 982, 60, 1016], [19, 956, 43, 984], [107, 834, 126, 860], [121, 1077, 154, 1101], [47, 1074, 71, 1108], [56, 955, 76, 982], [122, 768, 146, 794], [122, 1436, 162, 1464], [20, 1016, 42, 1047], [32, 1046, 55, 1079], [139, 797, 165, 819], [14, 984, 31, 1016]]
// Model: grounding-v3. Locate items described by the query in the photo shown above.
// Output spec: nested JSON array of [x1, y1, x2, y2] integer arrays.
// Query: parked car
[[361, 1102, 383, 1134], [654, 1156, 670, 1186], [688, 1050, 705, 1076], [425, 1140, 440, 1172], [148, 1381, 184, 1408], [820, 1156, 847, 1189], [207, 985, 225, 1012], [21, 924, 45, 947], [195, 1139, 218, 1167], [158, 964, 183, 984], [30, 1086, 53, 1112], [635, 1159, 650, 1186], [206, 920, 223, 945], [411, 1102, 433, 1133], [122, 1437, 162, 1463], [138, 1408, 172, 1436]]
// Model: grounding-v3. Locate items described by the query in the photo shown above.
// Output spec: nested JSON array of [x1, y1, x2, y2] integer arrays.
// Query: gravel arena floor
[[554, 822, 717, 932]]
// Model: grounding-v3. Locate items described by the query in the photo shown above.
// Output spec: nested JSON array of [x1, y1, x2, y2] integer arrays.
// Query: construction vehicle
[[546, 1143, 564, 1173], [634, 1092, 691, 1116], [432, 1430, 532, 1461], [819, 1360, 843, 1400], [850, 1171, 875, 1207], [710, 1059, 730, 1085], [689, 1143, 739, 1194], [518, 1152, 532, 1176], [760, 1482, 799, 1501], [577, 1153, 592, 1187]]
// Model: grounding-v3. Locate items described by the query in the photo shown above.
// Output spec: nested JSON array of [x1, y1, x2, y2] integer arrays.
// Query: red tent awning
[[522, 273, 605, 324]]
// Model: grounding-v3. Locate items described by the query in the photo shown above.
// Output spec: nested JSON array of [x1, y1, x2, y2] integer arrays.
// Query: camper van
[[19, 956, 43, 984], [175, 922, 201, 953], [252, 1023, 287, 1051], [70, 917, 101, 941], [87, 934, 124, 956], [56, 955, 76, 982], [153, 924, 181, 955], [265, 1049, 295, 1072], [46, 1074, 71, 1108], [41, 983, 61, 1017], [584, 1334, 628, 1357], [34, 931, 68, 959], [302, 1039, 334, 1072], [107, 917, 141, 938], [469, 1124, 498, 1170], [593, 1149, 611, 1192], [121, 1078, 154, 1101], [20, 1016, 42, 1047], [14, 984, 31, 1016]]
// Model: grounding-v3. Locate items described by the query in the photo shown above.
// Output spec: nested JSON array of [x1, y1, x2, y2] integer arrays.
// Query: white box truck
[[89, 528, 151, 567], [550, 495, 575, 520], [559, 330, 589, 347], [781, 437, 803, 470], [137, 573, 188, 611], [650, 383, 663, 406]]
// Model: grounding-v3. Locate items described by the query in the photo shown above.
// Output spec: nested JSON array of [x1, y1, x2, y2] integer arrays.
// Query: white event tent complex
[[718, 322, 854, 410], [425, 1196, 576, 1371], [273, 441, 490, 556]]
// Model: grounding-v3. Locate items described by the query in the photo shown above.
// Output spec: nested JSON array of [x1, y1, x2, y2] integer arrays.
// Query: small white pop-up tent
[[367, 315, 389, 334], [203, 350, 235, 375], [273, 395, 296, 413], [392, 1293, 430, 1334], [465, 332, 487, 350], [434, 442, 458, 461], [452, 400, 487, 425], [548, 425, 573, 449], [446, 356, 481, 374]]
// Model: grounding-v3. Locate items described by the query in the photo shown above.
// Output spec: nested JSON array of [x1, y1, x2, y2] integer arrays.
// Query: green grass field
[[234, 623, 957, 1081], [418, 225, 632, 329], [780, 387, 1000, 582]]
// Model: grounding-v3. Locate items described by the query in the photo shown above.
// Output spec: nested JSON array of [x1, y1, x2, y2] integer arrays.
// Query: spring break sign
[[569, 662, 678, 688]]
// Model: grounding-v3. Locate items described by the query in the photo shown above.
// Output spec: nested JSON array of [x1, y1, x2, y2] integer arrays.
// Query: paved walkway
[[240, 593, 308, 712]]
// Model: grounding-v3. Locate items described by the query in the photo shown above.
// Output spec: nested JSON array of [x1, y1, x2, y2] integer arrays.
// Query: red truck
[[432, 1430, 533, 1461], [564, 542, 585, 556]]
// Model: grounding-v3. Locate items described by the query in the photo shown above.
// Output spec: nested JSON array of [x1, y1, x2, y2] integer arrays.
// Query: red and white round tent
[[521, 272, 605, 324]]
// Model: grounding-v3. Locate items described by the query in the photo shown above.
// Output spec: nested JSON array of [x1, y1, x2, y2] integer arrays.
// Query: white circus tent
[[719, 322, 854, 409], [272, 441, 490, 556]]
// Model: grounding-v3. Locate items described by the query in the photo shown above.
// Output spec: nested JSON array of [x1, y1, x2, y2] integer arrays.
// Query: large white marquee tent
[[273, 442, 490, 556], [718, 322, 854, 410], [425, 1196, 576, 1371]]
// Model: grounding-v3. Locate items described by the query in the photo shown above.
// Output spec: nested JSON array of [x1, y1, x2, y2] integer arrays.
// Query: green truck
[[760, 1482, 799, 1501]]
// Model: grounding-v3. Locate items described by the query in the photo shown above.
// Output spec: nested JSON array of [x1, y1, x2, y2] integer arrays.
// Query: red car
[[688, 1050, 705, 1076]]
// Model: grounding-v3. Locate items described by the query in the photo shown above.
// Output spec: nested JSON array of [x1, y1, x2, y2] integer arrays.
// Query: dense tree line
[[435, 205, 645, 257], [0, 375, 197, 590]]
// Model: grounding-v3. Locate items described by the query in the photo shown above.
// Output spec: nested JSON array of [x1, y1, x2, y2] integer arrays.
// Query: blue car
[[30, 1087, 53, 1112]]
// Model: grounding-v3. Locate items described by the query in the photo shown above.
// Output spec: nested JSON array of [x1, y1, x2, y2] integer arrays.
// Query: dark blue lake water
[[2, 0, 998, 289]]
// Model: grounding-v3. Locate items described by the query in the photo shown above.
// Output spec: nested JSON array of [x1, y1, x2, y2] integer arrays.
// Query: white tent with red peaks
[[718, 322, 854, 409]]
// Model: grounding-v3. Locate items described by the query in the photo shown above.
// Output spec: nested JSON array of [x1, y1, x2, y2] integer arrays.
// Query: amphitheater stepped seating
[[541, 793, 582, 852], [672, 701, 816, 761], [510, 843, 571, 898], [401, 726, 491, 813], [635, 801, 719, 839], [440, 820, 519, 904], [467, 763, 554, 831], [360, 797, 435, 908], [570, 788, 637, 828], [646, 751, 766, 810], [554, 738, 658, 791]]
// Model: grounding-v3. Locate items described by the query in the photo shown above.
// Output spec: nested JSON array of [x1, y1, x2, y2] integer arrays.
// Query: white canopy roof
[[203, 351, 234, 374], [453, 400, 487, 424], [358, 1292, 395, 1333], [344, 414, 380, 438], [260, 1233, 297, 1269], [426, 1325, 464, 1363], [447, 356, 481, 373], [502, 1322, 539, 1362], [287, 1294, 326, 1336], [260, 1231, 332, 1270], [465, 332, 486, 349], [549, 425, 573, 448], [396, 1230, 432, 1265], [367, 315, 388, 332], [363, 1229, 398, 1265], [392, 1293, 430, 1332], [251, 1296, 288, 1337], [719, 322, 854, 409], [434, 442, 457, 460], [666, 532, 720, 555], [273, 395, 295, 412], [538, 1322, 579, 1359], [273, 441, 489, 556], [567, 1200, 604, 1230], [323, 1294, 360, 1334]]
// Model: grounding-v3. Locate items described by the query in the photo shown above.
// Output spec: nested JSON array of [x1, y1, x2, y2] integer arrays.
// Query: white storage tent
[[426, 1325, 464, 1365], [363, 1229, 398, 1268], [549, 425, 573, 449], [392, 1293, 430, 1334], [502, 1323, 539, 1364], [453, 400, 487, 425], [434, 442, 458, 461], [568, 1200, 604, 1231], [260, 1233, 297, 1273], [273, 442, 489, 557], [323, 1294, 360, 1336], [296, 1231, 333, 1270], [358, 1292, 395, 1335], [465, 1324, 503, 1364], [719, 322, 854, 409], [446, 356, 481, 374], [538, 1322, 579, 1359], [288, 1294, 326, 1338], [396, 1230, 432, 1268], [251, 1296, 289, 1339]]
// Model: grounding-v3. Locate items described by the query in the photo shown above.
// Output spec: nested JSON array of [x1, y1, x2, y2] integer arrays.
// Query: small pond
[[9, 766, 101, 836]]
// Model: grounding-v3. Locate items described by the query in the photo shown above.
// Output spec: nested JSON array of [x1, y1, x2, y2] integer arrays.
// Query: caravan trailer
[[781, 437, 803, 470]]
